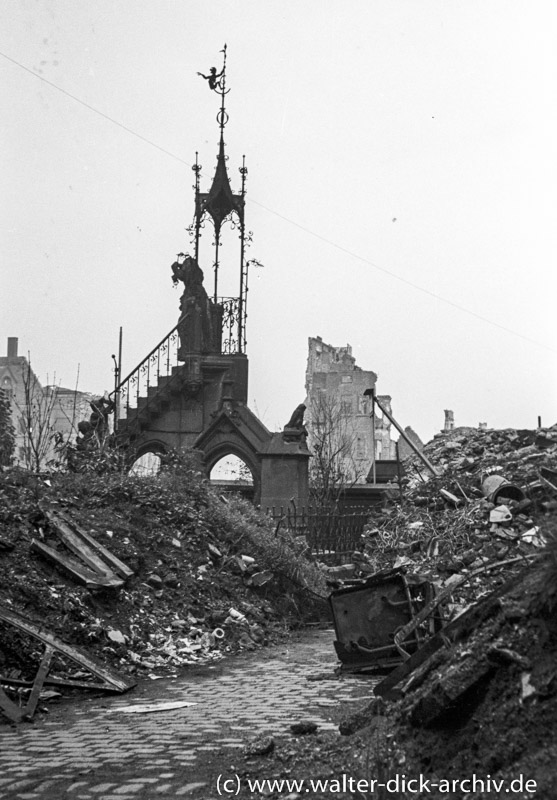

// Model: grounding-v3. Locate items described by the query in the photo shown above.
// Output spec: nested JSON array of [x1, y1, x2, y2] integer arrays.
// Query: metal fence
[[267, 506, 371, 564]]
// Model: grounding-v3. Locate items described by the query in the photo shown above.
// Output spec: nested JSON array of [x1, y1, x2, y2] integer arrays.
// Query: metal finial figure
[[197, 45, 228, 94], [190, 46, 253, 356], [198, 45, 230, 134], [197, 65, 224, 92]]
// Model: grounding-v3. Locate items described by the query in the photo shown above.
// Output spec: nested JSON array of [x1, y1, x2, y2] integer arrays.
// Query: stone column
[[259, 432, 310, 513]]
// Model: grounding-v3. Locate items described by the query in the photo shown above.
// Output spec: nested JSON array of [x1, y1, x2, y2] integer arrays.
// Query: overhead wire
[[2, 49, 555, 355]]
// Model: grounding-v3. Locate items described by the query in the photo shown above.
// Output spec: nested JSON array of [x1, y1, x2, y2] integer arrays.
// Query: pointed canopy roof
[[197, 136, 244, 232]]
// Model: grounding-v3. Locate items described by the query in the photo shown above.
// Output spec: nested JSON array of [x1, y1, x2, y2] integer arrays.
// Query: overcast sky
[[2, 1, 556, 443]]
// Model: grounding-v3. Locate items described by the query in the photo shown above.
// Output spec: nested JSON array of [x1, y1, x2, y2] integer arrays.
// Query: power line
[[0, 50, 193, 169], [249, 198, 557, 354], [2, 49, 555, 355]]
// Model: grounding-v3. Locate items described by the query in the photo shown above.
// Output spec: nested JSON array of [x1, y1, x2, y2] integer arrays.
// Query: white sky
[[2, 1, 556, 443]]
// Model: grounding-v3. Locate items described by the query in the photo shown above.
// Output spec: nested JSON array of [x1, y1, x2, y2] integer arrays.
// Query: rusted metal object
[[374, 558, 538, 700], [481, 475, 525, 504], [329, 569, 441, 672]]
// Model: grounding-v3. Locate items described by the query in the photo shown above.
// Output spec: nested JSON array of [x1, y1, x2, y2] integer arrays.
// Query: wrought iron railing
[[111, 322, 181, 426], [267, 506, 371, 564], [220, 297, 241, 355], [111, 296, 245, 429]]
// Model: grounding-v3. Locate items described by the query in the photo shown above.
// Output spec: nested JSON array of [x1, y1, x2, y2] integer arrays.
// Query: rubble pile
[[251, 426, 557, 798], [0, 466, 327, 692], [353, 425, 557, 618], [335, 425, 557, 797]]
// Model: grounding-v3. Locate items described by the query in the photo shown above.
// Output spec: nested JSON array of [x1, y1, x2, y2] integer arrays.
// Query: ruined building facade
[[304, 337, 397, 484], [0, 337, 93, 468]]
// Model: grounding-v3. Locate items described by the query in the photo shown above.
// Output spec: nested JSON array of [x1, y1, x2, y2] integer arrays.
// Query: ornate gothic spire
[[191, 47, 250, 354]]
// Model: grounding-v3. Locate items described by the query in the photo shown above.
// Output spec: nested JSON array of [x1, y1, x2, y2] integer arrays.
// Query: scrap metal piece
[[374, 562, 536, 700], [392, 555, 538, 660], [329, 569, 440, 672], [481, 475, 526, 504]]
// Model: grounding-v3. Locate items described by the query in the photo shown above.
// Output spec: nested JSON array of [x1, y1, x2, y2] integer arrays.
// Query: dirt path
[[0, 628, 374, 799]]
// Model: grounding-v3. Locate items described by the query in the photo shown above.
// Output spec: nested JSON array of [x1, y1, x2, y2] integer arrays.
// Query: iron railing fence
[[110, 322, 181, 426], [267, 506, 371, 564], [111, 297, 243, 427]]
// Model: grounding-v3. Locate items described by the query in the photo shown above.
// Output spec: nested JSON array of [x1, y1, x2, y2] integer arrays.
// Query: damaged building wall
[[0, 338, 94, 468], [304, 336, 397, 484]]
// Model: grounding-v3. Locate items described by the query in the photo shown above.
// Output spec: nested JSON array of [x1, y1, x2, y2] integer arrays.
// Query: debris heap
[[351, 425, 557, 614], [337, 425, 557, 797], [0, 463, 328, 717]]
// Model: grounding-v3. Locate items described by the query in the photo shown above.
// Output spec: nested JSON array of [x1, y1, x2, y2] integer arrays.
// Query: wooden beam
[[45, 510, 114, 576], [56, 510, 134, 580], [1, 675, 124, 692], [30, 539, 123, 590], [22, 645, 54, 719], [0, 604, 135, 693]]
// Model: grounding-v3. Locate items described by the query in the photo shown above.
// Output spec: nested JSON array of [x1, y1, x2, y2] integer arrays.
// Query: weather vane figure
[[197, 45, 228, 93]]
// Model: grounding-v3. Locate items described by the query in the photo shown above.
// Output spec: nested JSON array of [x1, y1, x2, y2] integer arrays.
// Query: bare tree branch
[[13, 356, 59, 472], [306, 392, 365, 509]]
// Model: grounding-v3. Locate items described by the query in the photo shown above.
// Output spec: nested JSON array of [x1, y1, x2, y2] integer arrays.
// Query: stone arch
[[127, 439, 168, 475], [133, 439, 168, 460], [203, 442, 261, 503]]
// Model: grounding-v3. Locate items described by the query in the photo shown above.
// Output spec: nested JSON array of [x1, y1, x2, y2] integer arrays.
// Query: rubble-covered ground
[[240, 426, 557, 799], [0, 456, 328, 706], [3, 427, 557, 797]]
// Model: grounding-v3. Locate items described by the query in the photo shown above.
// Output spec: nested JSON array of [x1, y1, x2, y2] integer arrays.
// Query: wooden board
[[45, 510, 114, 576], [30, 539, 123, 590], [0, 604, 135, 693], [23, 645, 54, 719], [56, 509, 134, 580], [1, 675, 122, 692]]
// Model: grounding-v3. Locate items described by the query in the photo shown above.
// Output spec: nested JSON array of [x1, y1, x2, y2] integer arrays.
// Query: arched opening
[[129, 451, 162, 477], [210, 454, 254, 486]]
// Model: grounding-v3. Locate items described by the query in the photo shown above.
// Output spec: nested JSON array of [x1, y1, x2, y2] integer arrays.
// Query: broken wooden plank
[[0, 604, 135, 693], [1, 675, 119, 692], [56, 509, 134, 580], [30, 539, 123, 590], [22, 645, 54, 720], [45, 510, 115, 577]]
